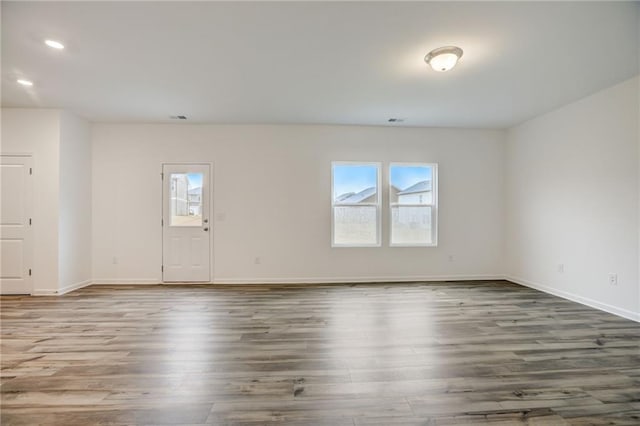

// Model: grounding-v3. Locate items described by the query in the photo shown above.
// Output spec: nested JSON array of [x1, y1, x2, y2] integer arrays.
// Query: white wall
[[505, 76, 640, 321], [1, 108, 91, 295], [4, 82, 639, 323], [58, 111, 92, 293], [92, 124, 505, 284], [636, 4, 640, 322], [1, 109, 60, 294]]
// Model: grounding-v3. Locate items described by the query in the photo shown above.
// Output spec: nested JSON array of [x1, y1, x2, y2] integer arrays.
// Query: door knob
[[203, 227, 209, 232]]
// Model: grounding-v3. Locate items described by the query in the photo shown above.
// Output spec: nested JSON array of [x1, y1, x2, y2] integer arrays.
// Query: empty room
[[1, 1, 639, 425]]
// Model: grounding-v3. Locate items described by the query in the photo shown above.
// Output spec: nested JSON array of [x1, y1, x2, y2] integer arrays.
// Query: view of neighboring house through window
[[390, 163, 437, 246], [170, 173, 203, 226], [332, 162, 381, 246]]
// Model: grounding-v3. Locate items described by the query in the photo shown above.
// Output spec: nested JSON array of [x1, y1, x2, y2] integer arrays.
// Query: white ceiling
[[2, 1, 638, 128]]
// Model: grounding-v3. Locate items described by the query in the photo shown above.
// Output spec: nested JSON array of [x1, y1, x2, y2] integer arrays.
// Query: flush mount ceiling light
[[45, 39, 65, 49], [424, 46, 463, 72], [17, 79, 34, 86]]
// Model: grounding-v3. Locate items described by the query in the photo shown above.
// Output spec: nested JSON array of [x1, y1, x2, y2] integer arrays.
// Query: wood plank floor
[[1, 280, 639, 425]]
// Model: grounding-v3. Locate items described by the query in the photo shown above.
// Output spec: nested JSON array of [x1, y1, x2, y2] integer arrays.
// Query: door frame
[[1, 153, 34, 295], [160, 162, 213, 283]]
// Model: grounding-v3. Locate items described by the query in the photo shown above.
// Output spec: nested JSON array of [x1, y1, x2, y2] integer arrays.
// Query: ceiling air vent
[[170, 115, 187, 120], [388, 118, 405, 123]]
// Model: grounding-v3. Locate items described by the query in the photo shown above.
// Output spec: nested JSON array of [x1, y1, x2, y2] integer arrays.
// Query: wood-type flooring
[[1, 280, 639, 425]]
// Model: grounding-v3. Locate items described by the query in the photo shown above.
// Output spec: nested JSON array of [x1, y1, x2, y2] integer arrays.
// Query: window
[[389, 163, 437, 246], [169, 173, 203, 226], [332, 162, 381, 247]]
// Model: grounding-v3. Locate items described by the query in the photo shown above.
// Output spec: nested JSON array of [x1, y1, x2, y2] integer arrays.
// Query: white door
[[162, 164, 211, 282], [0, 155, 33, 294]]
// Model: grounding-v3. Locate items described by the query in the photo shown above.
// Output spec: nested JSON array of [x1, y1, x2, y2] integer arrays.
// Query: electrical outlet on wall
[[608, 273, 618, 286], [557, 264, 564, 273], [254, 257, 261, 265]]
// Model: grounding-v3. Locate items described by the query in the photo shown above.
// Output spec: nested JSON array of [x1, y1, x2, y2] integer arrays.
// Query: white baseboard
[[89, 275, 502, 286], [91, 279, 161, 285], [32, 279, 92, 296], [90, 275, 502, 286], [31, 288, 59, 296], [59, 279, 92, 295], [212, 274, 504, 285], [506, 275, 640, 323]]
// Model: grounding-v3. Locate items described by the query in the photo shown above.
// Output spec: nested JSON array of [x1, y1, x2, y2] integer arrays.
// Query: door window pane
[[170, 173, 203, 227]]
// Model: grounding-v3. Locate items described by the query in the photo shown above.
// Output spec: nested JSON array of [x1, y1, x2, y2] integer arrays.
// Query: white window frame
[[389, 162, 438, 247], [331, 161, 382, 248]]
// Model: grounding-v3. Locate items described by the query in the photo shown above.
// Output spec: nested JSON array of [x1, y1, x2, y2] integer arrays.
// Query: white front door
[[1, 155, 33, 294], [162, 164, 211, 282]]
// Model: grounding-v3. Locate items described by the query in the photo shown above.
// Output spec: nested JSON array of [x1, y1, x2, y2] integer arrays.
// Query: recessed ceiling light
[[45, 39, 65, 49], [425, 46, 463, 72], [17, 79, 34, 86]]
